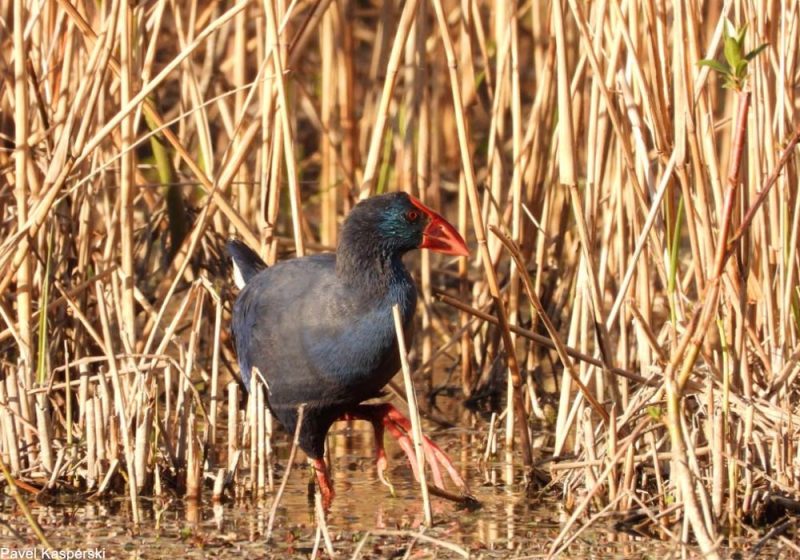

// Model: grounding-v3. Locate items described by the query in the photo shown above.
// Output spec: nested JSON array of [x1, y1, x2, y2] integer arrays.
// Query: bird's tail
[[226, 239, 268, 288]]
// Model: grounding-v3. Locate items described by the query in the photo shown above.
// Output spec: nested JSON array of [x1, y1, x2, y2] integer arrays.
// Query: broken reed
[[2, 0, 800, 556]]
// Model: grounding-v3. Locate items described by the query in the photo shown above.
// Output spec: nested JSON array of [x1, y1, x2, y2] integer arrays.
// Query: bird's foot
[[346, 403, 470, 496], [381, 404, 467, 491], [311, 458, 334, 510]]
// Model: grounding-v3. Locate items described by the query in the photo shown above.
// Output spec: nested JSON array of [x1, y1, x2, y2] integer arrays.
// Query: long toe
[[381, 403, 469, 492], [375, 450, 396, 496], [385, 415, 446, 488], [424, 436, 468, 490], [420, 438, 445, 488], [382, 417, 423, 482]]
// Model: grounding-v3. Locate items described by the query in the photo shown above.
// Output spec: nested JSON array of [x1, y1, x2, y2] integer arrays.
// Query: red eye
[[405, 210, 419, 222]]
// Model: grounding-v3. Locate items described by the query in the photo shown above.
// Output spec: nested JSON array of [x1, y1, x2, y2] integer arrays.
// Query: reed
[[2, 0, 800, 555], [392, 303, 433, 526]]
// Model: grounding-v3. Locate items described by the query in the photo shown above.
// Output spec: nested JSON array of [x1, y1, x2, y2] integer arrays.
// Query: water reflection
[[1, 423, 693, 558]]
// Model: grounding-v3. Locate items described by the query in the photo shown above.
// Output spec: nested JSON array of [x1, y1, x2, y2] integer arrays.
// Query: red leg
[[312, 458, 334, 509], [382, 405, 467, 489], [342, 409, 394, 493], [339, 403, 469, 494]]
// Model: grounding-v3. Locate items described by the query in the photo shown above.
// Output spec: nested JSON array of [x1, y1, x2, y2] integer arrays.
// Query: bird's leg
[[345, 403, 469, 494], [311, 458, 334, 509], [369, 419, 394, 495], [341, 410, 394, 495]]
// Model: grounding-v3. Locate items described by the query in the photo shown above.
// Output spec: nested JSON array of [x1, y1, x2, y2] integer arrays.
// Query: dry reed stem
[[95, 281, 140, 522], [227, 382, 239, 475], [264, 0, 306, 256], [0, 0, 252, 293], [491, 227, 609, 424], [13, 0, 32, 380], [118, 0, 136, 352], [392, 304, 432, 526], [208, 295, 223, 450], [315, 490, 336, 558], [549, 418, 651, 556], [359, 0, 420, 198], [431, 0, 533, 468], [266, 403, 304, 541]]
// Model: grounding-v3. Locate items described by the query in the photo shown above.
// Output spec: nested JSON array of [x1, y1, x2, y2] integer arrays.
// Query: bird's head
[[342, 192, 469, 258]]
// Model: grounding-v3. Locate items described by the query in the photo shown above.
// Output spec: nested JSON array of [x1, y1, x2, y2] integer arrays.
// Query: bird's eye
[[405, 210, 419, 222]]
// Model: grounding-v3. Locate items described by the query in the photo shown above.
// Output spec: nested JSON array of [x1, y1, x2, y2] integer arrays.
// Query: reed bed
[[2, 0, 800, 556]]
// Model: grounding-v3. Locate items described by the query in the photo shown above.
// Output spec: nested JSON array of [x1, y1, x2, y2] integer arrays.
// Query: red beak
[[409, 195, 469, 257]]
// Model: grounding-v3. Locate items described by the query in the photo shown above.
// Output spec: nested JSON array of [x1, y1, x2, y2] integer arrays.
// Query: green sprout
[[646, 405, 663, 422], [698, 21, 767, 91]]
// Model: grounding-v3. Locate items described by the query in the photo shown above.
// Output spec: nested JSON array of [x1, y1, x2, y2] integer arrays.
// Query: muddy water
[[2, 423, 690, 559]]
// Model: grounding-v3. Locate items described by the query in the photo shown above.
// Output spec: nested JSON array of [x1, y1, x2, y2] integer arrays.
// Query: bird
[[227, 191, 471, 508]]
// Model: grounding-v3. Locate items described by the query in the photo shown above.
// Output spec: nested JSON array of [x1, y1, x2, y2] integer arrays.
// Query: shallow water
[[0, 423, 764, 558]]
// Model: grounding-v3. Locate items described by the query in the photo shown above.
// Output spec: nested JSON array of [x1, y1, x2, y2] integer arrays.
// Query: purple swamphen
[[227, 192, 470, 507]]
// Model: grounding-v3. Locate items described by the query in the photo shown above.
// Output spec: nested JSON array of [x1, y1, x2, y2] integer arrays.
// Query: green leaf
[[724, 36, 743, 70], [735, 22, 749, 46], [735, 59, 748, 79], [697, 59, 729, 75], [647, 406, 663, 421], [36, 229, 54, 386], [745, 42, 769, 61]]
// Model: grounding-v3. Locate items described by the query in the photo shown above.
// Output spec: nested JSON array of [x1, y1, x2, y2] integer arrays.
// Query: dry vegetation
[[2, 0, 800, 556]]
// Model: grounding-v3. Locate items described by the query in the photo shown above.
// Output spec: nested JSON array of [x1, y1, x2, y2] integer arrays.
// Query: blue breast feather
[[303, 281, 416, 388]]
